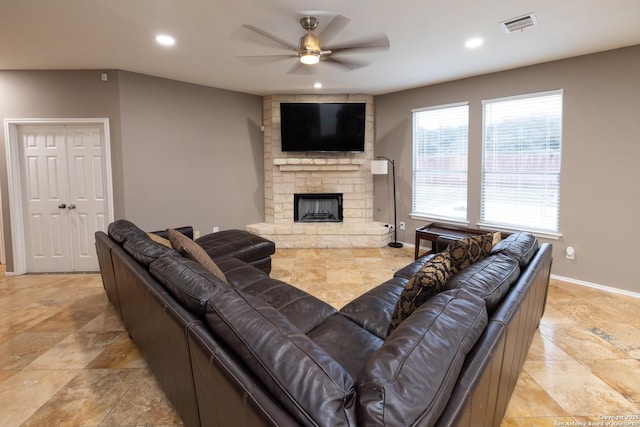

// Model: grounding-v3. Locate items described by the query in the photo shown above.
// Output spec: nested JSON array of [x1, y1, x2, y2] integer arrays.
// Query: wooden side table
[[414, 223, 498, 260]]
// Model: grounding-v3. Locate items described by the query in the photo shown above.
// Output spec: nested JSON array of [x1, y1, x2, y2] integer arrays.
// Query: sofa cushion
[[356, 289, 488, 427], [340, 277, 407, 340], [108, 219, 147, 244], [196, 230, 275, 264], [168, 228, 228, 284], [491, 231, 538, 267], [394, 255, 433, 280], [446, 253, 521, 313], [242, 277, 337, 334], [150, 255, 228, 318], [388, 251, 452, 336], [447, 233, 493, 274], [123, 236, 177, 267], [205, 288, 356, 427], [307, 315, 384, 380], [215, 256, 269, 287]]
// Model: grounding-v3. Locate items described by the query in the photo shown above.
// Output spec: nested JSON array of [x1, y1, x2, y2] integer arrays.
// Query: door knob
[[68, 204, 76, 210], [58, 203, 66, 209]]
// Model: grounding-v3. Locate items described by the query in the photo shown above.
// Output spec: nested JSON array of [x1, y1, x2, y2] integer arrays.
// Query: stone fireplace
[[246, 94, 391, 248]]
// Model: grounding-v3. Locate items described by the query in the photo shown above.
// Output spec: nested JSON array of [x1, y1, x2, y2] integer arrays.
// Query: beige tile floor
[[1, 247, 639, 426]]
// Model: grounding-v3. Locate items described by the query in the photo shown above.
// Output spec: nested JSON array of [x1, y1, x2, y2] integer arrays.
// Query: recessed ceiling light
[[156, 34, 175, 46], [465, 37, 484, 49], [313, 82, 322, 89]]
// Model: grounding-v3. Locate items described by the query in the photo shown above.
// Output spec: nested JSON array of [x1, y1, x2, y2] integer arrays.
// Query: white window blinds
[[481, 90, 563, 233], [412, 103, 469, 222]]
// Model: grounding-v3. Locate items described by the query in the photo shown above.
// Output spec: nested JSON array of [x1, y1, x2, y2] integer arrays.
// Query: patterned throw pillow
[[388, 251, 452, 336], [167, 228, 228, 284], [447, 233, 493, 274]]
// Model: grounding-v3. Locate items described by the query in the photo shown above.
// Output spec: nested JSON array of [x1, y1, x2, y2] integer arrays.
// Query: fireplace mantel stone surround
[[247, 94, 392, 248]]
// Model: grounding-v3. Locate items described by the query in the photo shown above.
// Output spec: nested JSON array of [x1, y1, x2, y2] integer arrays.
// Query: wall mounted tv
[[280, 102, 366, 152]]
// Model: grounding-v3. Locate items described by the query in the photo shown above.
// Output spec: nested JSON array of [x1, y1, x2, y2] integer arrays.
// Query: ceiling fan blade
[[237, 54, 298, 66], [322, 56, 368, 71], [318, 14, 351, 45], [328, 34, 390, 55], [241, 24, 298, 50]]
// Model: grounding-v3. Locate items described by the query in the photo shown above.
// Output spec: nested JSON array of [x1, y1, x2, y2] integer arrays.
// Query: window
[[412, 103, 469, 222], [481, 90, 563, 233]]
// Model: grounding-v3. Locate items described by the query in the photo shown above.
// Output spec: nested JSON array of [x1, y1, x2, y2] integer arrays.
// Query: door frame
[[3, 118, 114, 275]]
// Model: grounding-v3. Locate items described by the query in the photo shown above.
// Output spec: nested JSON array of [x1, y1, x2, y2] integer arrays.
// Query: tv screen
[[280, 103, 366, 152]]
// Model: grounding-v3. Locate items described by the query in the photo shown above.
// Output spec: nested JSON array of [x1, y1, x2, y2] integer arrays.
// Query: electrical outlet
[[399, 222, 406, 230], [213, 226, 219, 233], [194, 230, 200, 239], [565, 246, 575, 260]]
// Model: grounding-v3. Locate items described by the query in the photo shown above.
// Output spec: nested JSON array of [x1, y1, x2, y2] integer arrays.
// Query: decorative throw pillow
[[388, 251, 452, 336], [147, 232, 171, 248], [447, 233, 493, 274], [167, 228, 228, 284], [492, 231, 502, 248]]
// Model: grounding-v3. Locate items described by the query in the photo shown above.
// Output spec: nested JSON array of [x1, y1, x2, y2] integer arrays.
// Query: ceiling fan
[[239, 14, 390, 74]]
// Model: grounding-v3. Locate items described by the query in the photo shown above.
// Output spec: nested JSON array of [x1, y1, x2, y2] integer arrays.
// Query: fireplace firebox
[[294, 193, 343, 222]]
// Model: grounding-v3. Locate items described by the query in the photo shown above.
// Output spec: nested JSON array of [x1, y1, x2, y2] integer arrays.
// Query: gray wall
[[374, 44, 640, 294], [0, 70, 263, 272], [117, 71, 264, 233], [0, 70, 122, 271]]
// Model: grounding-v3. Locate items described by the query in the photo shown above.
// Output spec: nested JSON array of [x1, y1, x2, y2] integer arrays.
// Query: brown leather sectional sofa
[[95, 220, 552, 427]]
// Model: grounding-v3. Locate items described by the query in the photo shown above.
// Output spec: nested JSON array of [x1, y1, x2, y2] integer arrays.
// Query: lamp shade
[[371, 159, 388, 175]]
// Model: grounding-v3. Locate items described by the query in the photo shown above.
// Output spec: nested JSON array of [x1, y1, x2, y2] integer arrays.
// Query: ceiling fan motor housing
[[299, 33, 320, 53], [298, 17, 322, 63]]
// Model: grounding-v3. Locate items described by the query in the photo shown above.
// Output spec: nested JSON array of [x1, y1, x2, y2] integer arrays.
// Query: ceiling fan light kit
[[300, 52, 320, 65]]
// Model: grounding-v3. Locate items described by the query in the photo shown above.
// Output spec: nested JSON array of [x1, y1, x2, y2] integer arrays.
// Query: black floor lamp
[[371, 156, 403, 248]]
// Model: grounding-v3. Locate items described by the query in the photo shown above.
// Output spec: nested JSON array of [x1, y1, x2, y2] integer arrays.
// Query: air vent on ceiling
[[500, 13, 538, 33]]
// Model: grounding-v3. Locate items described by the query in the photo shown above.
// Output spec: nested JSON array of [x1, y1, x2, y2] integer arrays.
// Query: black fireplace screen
[[294, 193, 343, 222]]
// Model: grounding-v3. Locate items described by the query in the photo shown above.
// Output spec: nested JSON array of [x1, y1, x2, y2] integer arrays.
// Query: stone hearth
[[247, 94, 391, 248]]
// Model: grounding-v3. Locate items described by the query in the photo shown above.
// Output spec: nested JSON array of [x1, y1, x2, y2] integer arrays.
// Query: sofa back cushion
[[356, 289, 487, 427], [108, 219, 147, 244], [123, 236, 177, 267], [241, 277, 337, 334], [446, 253, 520, 313], [150, 255, 229, 318], [491, 231, 538, 267], [205, 288, 356, 427], [340, 277, 407, 340]]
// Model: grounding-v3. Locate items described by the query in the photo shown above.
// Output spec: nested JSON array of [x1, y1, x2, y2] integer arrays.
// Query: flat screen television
[[280, 102, 366, 152]]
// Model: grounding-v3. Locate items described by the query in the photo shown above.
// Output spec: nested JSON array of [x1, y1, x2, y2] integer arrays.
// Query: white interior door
[[18, 123, 109, 272], [65, 125, 109, 271]]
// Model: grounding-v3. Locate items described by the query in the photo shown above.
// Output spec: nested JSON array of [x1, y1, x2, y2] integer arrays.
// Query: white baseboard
[[551, 274, 640, 300]]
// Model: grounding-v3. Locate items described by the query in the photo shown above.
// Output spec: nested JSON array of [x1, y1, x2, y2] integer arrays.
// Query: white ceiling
[[2, 0, 640, 96]]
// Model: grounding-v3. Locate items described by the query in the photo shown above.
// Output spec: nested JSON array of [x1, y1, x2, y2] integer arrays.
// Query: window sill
[[410, 213, 469, 228], [476, 222, 562, 240]]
